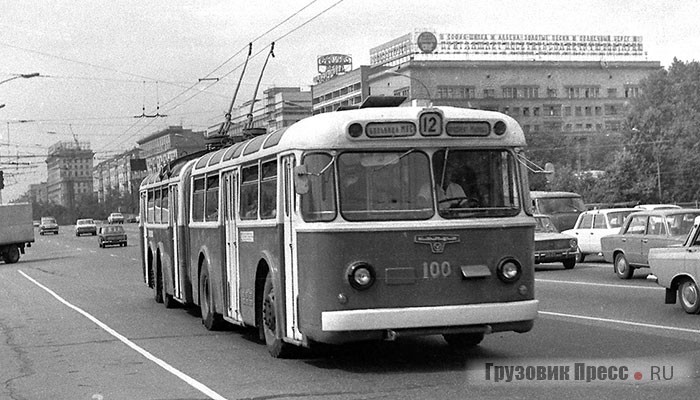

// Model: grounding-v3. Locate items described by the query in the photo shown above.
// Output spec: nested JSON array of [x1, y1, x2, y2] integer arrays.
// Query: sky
[[1, 0, 700, 202]]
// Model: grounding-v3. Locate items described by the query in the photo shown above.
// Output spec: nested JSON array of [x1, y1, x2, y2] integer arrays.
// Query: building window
[[595, 106, 602, 116], [436, 86, 475, 99], [546, 88, 558, 98], [624, 85, 640, 98], [607, 88, 618, 98], [483, 88, 495, 98], [564, 106, 572, 116], [575, 106, 582, 116], [522, 107, 530, 116], [566, 86, 600, 99], [604, 104, 619, 115], [502, 86, 538, 99], [544, 105, 561, 116], [585, 106, 592, 116]]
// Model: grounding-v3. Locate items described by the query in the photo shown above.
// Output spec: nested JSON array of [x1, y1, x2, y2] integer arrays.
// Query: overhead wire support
[[133, 81, 168, 118], [218, 42, 253, 137]]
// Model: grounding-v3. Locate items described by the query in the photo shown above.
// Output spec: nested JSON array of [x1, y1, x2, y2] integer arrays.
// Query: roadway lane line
[[539, 311, 700, 335], [536, 278, 664, 290], [17, 270, 228, 400]]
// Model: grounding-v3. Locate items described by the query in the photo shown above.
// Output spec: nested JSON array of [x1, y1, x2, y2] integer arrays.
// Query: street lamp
[[0, 72, 40, 86]]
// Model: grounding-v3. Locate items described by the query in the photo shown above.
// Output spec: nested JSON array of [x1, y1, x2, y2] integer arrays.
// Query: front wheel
[[562, 258, 576, 270], [614, 253, 634, 279], [679, 280, 700, 314], [443, 332, 485, 349], [260, 272, 296, 358], [576, 249, 585, 263]]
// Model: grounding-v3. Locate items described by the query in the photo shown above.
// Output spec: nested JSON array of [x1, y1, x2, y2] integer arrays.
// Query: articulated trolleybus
[[140, 104, 538, 357]]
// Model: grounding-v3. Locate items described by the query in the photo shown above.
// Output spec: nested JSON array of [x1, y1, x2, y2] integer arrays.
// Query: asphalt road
[[1, 225, 699, 399]]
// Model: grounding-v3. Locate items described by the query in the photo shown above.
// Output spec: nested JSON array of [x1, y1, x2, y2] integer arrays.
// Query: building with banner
[[311, 30, 661, 168]]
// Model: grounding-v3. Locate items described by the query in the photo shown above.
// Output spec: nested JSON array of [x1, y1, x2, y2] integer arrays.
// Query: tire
[[678, 279, 700, 314], [199, 266, 223, 330], [3, 245, 20, 264], [161, 265, 177, 309], [614, 253, 634, 279], [260, 271, 296, 358], [443, 332, 485, 348], [563, 258, 576, 270], [154, 264, 164, 304]]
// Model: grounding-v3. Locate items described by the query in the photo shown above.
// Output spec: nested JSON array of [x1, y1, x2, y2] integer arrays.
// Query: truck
[[0, 203, 35, 264]]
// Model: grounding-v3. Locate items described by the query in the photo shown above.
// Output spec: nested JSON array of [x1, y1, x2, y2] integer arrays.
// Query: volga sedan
[[601, 209, 700, 279], [649, 216, 700, 314]]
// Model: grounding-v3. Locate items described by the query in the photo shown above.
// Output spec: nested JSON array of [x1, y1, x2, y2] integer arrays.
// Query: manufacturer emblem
[[415, 234, 460, 254]]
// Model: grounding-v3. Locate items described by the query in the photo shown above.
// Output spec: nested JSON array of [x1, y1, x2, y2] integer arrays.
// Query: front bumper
[[321, 299, 539, 331], [535, 249, 577, 264]]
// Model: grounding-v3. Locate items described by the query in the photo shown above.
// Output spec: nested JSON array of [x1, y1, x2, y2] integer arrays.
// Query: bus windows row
[[145, 188, 170, 224]]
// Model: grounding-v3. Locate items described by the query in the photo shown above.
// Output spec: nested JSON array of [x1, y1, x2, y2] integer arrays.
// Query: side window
[[162, 188, 170, 223], [147, 190, 155, 223], [240, 165, 259, 220], [648, 215, 666, 235], [260, 160, 277, 219], [192, 177, 205, 222], [581, 213, 593, 229], [300, 153, 337, 222], [205, 175, 220, 222], [593, 214, 606, 229], [626, 215, 647, 234], [154, 189, 161, 224]]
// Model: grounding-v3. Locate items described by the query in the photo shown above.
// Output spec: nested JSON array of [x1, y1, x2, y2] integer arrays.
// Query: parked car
[[74, 218, 97, 236], [634, 204, 681, 211], [649, 215, 700, 314], [107, 212, 125, 224], [530, 191, 586, 231], [601, 209, 700, 279], [97, 225, 127, 248], [39, 217, 59, 235], [534, 215, 578, 269], [562, 208, 637, 262], [33, 220, 40, 227]]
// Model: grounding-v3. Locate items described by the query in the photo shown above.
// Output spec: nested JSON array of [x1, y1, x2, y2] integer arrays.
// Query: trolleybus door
[[141, 191, 151, 286], [223, 170, 242, 322], [283, 155, 302, 341], [170, 185, 182, 299]]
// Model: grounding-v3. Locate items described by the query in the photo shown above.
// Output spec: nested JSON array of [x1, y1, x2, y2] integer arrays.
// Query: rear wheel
[[260, 271, 296, 358], [3, 245, 20, 264], [162, 266, 177, 309], [679, 279, 700, 314], [199, 266, 223, 330], [614, 253, 634, 279], [443, 332, 485, 349]]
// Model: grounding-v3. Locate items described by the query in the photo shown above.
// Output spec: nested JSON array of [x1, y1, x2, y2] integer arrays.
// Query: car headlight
[[570, 238, 577, 249], [497, 258, 522, 283], [346, 262, 376, 290]]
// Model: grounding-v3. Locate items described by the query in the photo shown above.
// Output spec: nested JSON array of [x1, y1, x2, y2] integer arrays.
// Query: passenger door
[[222, 170, 242, 322], [282, 155, 302, 341], [624, 214, 647, 265], [170, 185, 182, 299]]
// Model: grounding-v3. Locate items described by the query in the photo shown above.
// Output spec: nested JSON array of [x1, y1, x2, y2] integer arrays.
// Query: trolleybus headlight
[[348, 123, 363, 138], [497, 258, 522, 283], [494, 120, 507, 136], [347, 262, 376, 290]]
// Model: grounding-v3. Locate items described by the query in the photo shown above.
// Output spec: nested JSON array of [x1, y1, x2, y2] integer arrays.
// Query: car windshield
[[666, 212, 700, 236], [42, 218, 56, 224], [537, 197, 586, 214], [77, 219, 94, 225], [104, 226, 124, 233], [535, 216, 559, 233]]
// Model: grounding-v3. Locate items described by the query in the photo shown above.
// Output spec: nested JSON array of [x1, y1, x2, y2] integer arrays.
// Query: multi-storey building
[[136, 126, 207, 174], [93, 148, 147, 203], [311, 30, 662, 169], [45, 141, 94, 208]]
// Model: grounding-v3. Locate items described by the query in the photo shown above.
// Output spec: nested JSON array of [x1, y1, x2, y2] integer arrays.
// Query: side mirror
[[294, 165, 309, 195]]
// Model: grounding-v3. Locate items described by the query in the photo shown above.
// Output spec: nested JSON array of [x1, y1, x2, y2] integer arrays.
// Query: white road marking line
[[539, 311, 700, 335], [536, 278, 663, 290], [17, 270, 228, 400]]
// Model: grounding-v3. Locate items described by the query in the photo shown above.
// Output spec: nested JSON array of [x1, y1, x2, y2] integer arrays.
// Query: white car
[[634, 204, 681, 210], [107, 212, 125, 224], [562, 208, 637, 262]]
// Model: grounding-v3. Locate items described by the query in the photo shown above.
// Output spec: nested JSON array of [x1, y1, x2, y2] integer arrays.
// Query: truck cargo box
[[0, 203, 35, 245]]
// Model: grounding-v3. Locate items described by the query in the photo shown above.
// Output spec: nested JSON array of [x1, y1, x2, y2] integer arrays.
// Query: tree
[[620, 58, 700, 203]]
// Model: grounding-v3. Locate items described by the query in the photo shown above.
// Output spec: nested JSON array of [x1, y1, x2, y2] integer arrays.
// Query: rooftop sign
[[370, 31, 646, 66]]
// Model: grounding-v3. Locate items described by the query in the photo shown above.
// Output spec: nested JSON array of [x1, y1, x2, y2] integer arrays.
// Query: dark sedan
[[97, 225, 127, 248], [534, 215, 578, 270], [601, 208, 700, 279]]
